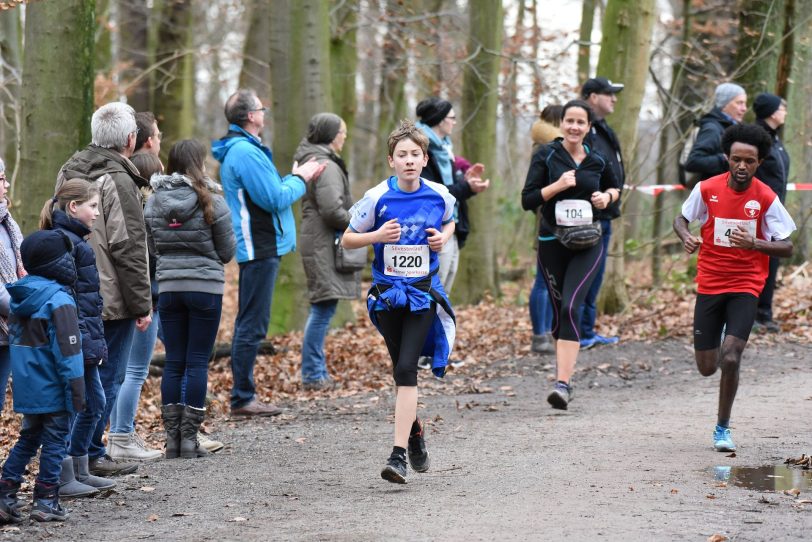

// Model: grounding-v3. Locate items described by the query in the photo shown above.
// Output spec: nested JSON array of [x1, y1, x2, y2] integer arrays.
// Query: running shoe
[[407, 421, 430, 473], [579, 336, 597, 350], [592, 334, 619, 346], [417, 356, 432, 370], [381, 454, 408, 484], [713, 425, 736, 452], [547, 382, 573, 410]]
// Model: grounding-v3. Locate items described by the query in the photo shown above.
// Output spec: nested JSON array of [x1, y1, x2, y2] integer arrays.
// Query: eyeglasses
[[446, 116, 456, 121], [251, 107, 269, 113]]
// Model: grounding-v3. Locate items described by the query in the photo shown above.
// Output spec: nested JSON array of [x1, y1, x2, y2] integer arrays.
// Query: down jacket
[[144, 173, 236, 295], [293, 140, 360, 304], [7, 254, 84, 415], [50, 209, 107, 365], [57, 145, 152, 321]]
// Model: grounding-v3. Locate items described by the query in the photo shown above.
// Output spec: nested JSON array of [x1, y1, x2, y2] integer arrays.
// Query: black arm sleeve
[[521, 149, 549, 211]]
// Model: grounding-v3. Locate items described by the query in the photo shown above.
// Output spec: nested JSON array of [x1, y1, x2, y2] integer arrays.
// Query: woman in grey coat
[[144, 140, 236, 458], [294, 113, 360, 391]]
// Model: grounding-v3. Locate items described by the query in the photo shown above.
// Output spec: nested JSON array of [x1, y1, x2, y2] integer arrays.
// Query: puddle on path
[[712, 465, 812, 491]]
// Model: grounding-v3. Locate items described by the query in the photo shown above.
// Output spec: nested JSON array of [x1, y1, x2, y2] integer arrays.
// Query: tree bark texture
[[269, 0, 332, 333], [735, 0, 787, 98], [329, 0, 357, 141], [454, 0, 503, 305], [594, 0, 656, 313], [0, 8, 21, 187], [578, 0, 596, 83], [16, 0, 95, 235], [153, 0, 195, 157], [118, 0, 151, 111], [240, 0, 273, 144]]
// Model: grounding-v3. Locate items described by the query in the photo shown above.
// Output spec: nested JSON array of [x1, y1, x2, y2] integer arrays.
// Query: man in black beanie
[[752, 93, 790, 333]]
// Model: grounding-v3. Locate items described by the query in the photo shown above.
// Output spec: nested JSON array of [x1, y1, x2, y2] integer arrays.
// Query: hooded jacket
[[293, 140, 360, 304], [755, 119, 790, 203], [211, 124, 306, 263], [7, 254, 84, 415], [144, 173, 236, 295], [50, 210, 106, 365], [685, 107, 735, 181], [56, 145, 151, 321]]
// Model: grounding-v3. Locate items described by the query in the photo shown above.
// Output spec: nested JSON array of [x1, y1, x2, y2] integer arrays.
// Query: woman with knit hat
[[294, 113, 360, 391], [685, 82, 747, 183], [415, 97, 489, 295], [752, 93, 790, 333]]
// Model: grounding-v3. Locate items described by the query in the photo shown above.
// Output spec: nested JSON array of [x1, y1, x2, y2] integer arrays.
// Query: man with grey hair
[[685, 82, 748, 184], [212, 88, 324, 417], [56, 101, 152, 478]]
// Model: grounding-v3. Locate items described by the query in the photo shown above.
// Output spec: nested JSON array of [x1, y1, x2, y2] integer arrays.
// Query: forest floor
[[0, 261, 810, 540]]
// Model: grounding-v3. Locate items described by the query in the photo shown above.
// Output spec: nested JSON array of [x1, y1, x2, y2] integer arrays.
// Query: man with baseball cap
[[578, 77, 625, 349], [752, 93, 790, 333]]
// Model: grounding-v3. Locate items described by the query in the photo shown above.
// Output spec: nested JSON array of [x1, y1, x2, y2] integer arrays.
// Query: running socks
[[717, 419, 730, 428]]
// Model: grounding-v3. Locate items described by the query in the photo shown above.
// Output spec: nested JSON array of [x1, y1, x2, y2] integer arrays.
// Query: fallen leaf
[[670, 489, 679, 494], [1, 526, 20, 533], [171, 512, 194, 517], [295, 437, 307, 444], [796, 499, 812, 504], [725, 452, 736, 458], [707, 535, 728, 542], [783, 488, 801, 497], [229, 517, 248, 522], [147, 514, 159, 522], [140, 486, 156, 492], [706, 494, 717, 499]]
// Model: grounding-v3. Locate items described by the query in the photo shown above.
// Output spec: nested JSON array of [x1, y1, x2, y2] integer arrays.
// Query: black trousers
[[756, 256, 781, 322]]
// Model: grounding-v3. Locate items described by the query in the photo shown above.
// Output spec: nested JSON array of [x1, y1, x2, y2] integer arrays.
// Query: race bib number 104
[[714, 218, 756, 247], [383, 244, 430, 277], [555, 199, 593, 226]]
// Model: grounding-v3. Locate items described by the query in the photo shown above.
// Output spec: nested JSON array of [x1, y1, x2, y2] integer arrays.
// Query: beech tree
[[16, 0, 94, 234], [0, 8, 21, 181], [735, 0, 787, 97]]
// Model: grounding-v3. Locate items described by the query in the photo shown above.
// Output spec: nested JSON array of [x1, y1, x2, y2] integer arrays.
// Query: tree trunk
[[0, 8, 21, 187], [269, 0, 332, 333], [578, 0, 597, 83], [783, 0, 812, 262], [735, 0, 787, 98], [594, 0, 656, 313], [15, 0, 95, 235], [118, 0, 151, 111], [240, 0, 273, 144], [454, 0, 503, 305], [153, 0, 195, 157], [329, 0, 357, 141]]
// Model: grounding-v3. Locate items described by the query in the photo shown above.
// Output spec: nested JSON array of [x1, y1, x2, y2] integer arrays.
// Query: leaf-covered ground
[[1, 259, 809, 455]]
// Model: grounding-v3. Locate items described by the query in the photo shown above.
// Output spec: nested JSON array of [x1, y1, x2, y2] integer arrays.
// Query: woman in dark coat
[[294, 113, 360, 391]]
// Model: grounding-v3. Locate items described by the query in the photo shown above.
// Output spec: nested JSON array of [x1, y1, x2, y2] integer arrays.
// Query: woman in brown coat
[[294, 113, 361, 391]]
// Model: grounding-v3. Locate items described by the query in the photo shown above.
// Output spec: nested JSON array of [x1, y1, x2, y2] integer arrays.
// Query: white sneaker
[[198, 432, 224, 453], [108, 432, 163, 462]]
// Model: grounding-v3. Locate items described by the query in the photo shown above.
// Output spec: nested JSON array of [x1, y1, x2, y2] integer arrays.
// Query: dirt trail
[[3, 339, 811, 541]]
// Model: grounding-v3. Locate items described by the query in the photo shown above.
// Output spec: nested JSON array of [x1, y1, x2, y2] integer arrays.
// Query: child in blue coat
[[0, 230, 85, 523]]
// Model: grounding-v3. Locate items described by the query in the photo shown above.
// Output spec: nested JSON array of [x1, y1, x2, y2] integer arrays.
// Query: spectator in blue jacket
[[0, 230, 85, 523], [211, 88, 324, 417], [41, 180, 120, 497]]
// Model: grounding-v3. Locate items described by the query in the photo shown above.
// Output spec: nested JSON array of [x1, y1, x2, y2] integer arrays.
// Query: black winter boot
[[31, 481, 68, 522], [0, 479, 22, 524], [180, 405, 210, 459], [162, 404, 184, 459]]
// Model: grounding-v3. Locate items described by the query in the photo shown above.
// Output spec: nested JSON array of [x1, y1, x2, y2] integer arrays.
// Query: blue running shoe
[[713, 425, 736, 452], [593, 334, 619, 346], [579, 336, 597, 350]]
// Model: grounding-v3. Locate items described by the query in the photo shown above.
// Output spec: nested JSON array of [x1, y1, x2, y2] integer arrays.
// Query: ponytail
[[39, 197, 58, 230], [40, 179, 100, 230]]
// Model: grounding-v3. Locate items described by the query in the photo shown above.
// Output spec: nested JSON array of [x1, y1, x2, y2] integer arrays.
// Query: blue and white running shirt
[[349, 177, 456, 278]]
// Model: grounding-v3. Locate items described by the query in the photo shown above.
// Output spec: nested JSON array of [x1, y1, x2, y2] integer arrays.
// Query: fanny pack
[[334, 233, 367, 273], [553, 222, 602, 251]]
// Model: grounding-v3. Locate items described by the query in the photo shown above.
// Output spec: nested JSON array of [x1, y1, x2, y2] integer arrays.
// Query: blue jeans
[[67, 364, 105, 456], [159, 291, 222, 409], [109, 313, 159, 433], [0, 346, 10, 412], [529, 257, 553, 335], [301, 300, 338, 383], [89, 318, 136, 460], [2, 412, 70, 484], [580, 219, 612, 339], [231, 257, 280, 409]]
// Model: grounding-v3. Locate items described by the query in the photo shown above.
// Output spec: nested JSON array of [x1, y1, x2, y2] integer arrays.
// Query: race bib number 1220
[[383, 244, 430, 277]]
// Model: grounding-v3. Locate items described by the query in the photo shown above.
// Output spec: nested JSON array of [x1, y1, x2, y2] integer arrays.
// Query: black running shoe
[[547, 383, 572, 410], [380, 455, 408, 484], [408, 422, 430, 473]]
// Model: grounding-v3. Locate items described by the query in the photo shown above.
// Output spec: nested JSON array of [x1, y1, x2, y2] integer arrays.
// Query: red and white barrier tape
[[626, 183, 812, 196]]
